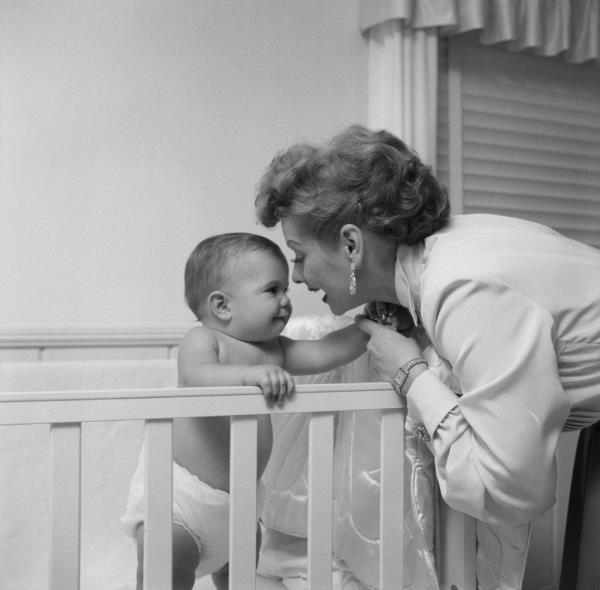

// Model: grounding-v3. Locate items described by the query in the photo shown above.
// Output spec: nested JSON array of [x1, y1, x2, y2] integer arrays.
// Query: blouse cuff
[[406, 370, 459, 436]]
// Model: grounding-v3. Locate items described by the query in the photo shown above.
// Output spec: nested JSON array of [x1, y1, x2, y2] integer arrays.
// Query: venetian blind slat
[[442, 39, 600, 249]]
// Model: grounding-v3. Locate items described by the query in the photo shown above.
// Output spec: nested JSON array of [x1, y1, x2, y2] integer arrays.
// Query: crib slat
[[379, 409, 405, 590], [143, 419, 173, 590], [50, 422, 81, 590], [307, 412, 334, 590], [230, 415, 258, 590], [438, 503, 477, 590]]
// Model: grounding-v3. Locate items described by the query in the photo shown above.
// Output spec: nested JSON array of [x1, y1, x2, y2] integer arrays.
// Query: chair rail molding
[[0, 327, 188, 361], [0, 327, 186, 349]]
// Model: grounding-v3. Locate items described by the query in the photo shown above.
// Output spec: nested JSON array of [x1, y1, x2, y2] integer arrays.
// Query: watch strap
[[391, 357, 428, 397]]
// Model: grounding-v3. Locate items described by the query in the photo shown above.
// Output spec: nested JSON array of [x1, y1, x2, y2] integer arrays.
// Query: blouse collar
[[394, 242, 424, 326]]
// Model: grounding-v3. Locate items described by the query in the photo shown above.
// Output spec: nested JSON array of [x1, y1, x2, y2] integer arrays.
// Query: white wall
[[0, 0, 368, 330]]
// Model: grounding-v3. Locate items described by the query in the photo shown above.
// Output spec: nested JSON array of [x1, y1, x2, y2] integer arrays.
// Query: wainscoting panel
[[0, 329, 185, 362]]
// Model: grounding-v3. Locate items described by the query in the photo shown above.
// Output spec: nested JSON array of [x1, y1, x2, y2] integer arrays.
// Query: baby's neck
[[213, 327, 276, 347], [201, 321, 274, 346]]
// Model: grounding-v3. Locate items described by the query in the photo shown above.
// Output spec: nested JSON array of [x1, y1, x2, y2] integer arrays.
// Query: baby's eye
[[290, 257, 304, 264]]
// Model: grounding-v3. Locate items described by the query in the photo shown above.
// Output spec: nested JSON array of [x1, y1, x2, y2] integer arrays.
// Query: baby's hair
[[184, 232, 287, 320]]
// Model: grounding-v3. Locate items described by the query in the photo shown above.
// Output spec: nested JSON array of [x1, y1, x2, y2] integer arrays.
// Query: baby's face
[[225, 251, 292, 342]]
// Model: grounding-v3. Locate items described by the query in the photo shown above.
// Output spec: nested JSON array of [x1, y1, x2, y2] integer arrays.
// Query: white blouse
[[395, 214, 600, 525]]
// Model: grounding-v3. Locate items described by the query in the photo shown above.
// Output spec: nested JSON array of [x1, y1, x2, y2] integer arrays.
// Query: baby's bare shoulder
[[179, 326, 282, 366], [179, 325, 220, 356], [220, 333, 281, 365]]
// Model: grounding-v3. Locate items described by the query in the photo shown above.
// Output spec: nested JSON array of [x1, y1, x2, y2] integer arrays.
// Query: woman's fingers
[[355, 314, 425, 381], [354, 314, 384, 335], [354, 313, 370, 330]]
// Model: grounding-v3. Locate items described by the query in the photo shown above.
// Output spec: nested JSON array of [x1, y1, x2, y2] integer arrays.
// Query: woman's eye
[[290, 257, 303, 264]]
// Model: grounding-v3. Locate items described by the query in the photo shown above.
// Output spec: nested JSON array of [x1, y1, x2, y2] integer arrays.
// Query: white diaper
[[121, 449, 231, 578]]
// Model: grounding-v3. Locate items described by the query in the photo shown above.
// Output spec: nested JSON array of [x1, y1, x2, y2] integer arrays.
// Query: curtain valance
[[359, 0, 600, 64]]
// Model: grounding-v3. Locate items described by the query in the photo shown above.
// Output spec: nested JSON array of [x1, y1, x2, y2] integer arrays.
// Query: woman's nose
[[291, 266, 304, 284]]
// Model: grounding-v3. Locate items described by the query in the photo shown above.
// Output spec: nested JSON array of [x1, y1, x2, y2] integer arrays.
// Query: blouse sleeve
[[407, 276, 570, 525]]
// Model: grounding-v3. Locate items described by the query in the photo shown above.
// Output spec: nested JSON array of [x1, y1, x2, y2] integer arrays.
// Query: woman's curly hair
[[255, 124, 450, 245]]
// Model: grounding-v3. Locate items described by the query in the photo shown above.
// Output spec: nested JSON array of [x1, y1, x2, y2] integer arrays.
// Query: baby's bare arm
[[175, 327, 283, 489], [281, 323, 369, 375], [178, 326, 295, 403]]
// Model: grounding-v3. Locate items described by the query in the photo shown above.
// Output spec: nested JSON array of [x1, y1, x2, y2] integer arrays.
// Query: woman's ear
[[207, 290, 232, 321], [339, 224, 364, 268]]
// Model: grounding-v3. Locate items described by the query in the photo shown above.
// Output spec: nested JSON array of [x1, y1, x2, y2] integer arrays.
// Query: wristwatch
[[391, 357, 428, 397]]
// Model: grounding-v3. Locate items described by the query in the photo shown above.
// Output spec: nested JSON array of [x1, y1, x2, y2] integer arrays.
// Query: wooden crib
[[0, 313, 478, 590], [0, 377, 475, 590]]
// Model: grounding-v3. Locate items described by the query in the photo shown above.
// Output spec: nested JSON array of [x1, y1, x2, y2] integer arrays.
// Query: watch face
[[392, 370, 408, 396], [392, 358, 427, 396]]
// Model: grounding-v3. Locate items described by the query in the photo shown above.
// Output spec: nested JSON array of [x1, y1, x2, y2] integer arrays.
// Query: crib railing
[[0, 382, 476, 590]]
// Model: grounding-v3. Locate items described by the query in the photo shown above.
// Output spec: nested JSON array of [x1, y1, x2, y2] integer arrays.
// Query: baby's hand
[[364, 301, 414, 334], [241, 365, 295, 406]]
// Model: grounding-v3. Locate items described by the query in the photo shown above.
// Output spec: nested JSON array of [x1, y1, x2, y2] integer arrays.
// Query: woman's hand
[[354, 314, 425, 382], [364, 301, 414, 333]]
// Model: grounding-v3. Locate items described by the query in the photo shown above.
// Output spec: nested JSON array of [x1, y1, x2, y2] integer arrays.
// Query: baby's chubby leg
[[132, 413, 272, 588], [210, 524, 263, 590], [135, 523, 199, 590], [169, 415, 272, 586]]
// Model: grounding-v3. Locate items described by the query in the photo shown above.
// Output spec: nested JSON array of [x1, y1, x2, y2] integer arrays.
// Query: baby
[[124, 232, 369, 590]]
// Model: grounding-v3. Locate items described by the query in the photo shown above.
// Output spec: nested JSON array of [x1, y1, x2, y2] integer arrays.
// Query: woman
[[254, 124, 600, 529]]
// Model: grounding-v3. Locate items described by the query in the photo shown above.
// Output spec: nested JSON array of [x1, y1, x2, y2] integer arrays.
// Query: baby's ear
[[207, 290, 232, 321]]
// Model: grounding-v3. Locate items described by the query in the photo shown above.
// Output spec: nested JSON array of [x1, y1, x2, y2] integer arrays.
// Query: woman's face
[[281, 217, 356, 315]]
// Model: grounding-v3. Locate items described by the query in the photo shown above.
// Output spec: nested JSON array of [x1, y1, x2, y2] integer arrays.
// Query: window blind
[[437, 36, 600, 248]]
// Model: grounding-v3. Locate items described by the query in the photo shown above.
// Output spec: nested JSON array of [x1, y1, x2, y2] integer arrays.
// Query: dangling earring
[[349, 262, 357, 296]]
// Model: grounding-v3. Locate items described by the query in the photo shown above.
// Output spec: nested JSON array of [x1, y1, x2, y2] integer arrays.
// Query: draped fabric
[[362, 0, 600, 196], [366, 20, 438, 167], [359, 0, 600, 65]]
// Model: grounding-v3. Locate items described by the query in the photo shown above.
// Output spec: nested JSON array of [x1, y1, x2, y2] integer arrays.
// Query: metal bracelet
[[391, 357, 428, 397]]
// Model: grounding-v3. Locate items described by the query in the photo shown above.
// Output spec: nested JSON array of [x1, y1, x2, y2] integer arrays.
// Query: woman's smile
[[281, 217, 355, 314]]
